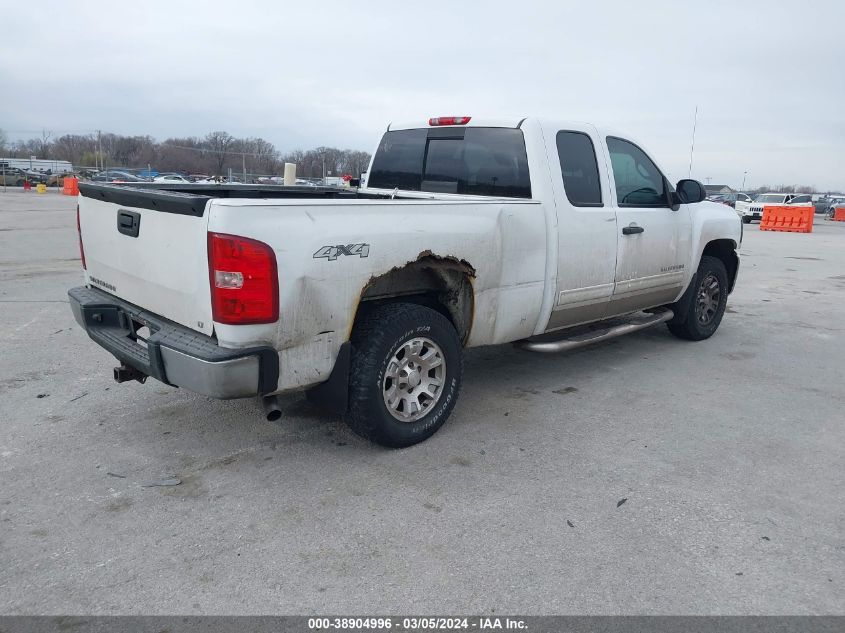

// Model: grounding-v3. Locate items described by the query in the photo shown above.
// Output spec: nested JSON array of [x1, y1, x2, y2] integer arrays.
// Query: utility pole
[[242, 153, 246, 183], [97, 130, 102, 171], [741, 171, 747, 191]]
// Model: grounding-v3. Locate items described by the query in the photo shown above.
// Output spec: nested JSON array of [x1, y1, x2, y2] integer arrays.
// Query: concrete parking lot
[[1, 189, 843, 615]]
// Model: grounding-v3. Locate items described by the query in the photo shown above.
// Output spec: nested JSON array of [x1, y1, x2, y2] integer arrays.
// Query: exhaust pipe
[[262, 395, 282, 422]]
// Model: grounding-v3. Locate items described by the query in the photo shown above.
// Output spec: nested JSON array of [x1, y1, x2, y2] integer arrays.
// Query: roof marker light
[[429, 116, 471, 126]]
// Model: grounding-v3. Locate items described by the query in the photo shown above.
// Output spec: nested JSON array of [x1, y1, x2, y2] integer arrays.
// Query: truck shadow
[[111, 324, 680, 469]]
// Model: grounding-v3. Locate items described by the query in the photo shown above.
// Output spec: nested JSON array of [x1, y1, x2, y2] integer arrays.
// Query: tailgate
[[78, 185, 214, 335]]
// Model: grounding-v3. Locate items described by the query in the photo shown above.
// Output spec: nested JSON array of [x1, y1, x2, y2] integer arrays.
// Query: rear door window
[[556, 131, 603, 206], [368, 128, 531, 198]]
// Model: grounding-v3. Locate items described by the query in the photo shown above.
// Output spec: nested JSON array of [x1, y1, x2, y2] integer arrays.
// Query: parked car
[[822, 196, 845, 218], [732, 193, 755, 217], [70, 115, 741, 447], [153, 174, 190, 183], [24, 170, 48, 184], [787, 194, 814, 206], [726, 192, 752, 209], [0, 167, 30, 187], [46, 173, 76, 187], [91, 170, 145, 183], [709, 192, 752, 209], [740, 192, 796, 223]]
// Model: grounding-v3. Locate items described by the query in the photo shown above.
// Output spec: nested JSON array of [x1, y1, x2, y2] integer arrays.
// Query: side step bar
[[516, 308, 674, 353]]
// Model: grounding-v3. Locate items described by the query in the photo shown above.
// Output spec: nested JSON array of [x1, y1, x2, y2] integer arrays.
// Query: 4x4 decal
[[313, 243, 370, 261]]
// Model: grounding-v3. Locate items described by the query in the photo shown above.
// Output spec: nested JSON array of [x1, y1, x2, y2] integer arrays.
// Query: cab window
[[556, 131, 603, 207], [606, 137, 668, 207], [368, 127, 531, 198]]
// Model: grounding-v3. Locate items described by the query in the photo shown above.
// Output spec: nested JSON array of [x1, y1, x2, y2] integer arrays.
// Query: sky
[[1, 0, 844, 190]]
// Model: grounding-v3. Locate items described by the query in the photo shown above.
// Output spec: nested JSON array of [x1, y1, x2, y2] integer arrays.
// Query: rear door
[[602, 136, 692, 315], [542, 124, 618, 331], [78, 189, 214, 335]]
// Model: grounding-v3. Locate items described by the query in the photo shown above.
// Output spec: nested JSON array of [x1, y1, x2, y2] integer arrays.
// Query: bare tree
[[7, 129, 371, 180], [204, 131, 235, 175], [52, 134, 97, 165], [343, 150, 372, 176], [37, 129, 53, 158], [159, 137, 207, 173]]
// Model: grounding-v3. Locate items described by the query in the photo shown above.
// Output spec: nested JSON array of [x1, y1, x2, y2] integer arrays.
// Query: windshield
[[756, 194, 785, 203], [368, 127, 532, 198]]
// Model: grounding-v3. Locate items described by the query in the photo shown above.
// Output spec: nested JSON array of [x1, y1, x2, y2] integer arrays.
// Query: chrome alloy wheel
[[696, 273, 721, 325], [382, 337, 446, 422]]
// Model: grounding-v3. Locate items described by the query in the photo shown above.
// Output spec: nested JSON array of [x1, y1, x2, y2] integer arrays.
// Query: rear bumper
[[68, 286, 279, 399]]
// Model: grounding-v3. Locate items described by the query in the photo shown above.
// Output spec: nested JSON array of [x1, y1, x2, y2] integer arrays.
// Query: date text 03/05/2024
[[307, 617, 527, 630]]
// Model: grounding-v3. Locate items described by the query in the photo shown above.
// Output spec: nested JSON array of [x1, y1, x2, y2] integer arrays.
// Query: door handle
[[622, 224, 644, 235], [117, 209, 141, 237]]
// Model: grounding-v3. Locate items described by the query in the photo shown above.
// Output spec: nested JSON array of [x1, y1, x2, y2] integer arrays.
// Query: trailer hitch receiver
[[113, 364, 148, 384]]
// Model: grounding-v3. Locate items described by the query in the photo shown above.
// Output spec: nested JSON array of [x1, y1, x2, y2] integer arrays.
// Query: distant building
[[703, 184, 735, 195], [0, 158, 73, 174]]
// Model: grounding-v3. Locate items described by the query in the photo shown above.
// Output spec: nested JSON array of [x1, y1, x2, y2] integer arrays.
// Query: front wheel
[[345, 303, 463, 448], [667, 255, 729, 341], [742, 216, 752, 224]]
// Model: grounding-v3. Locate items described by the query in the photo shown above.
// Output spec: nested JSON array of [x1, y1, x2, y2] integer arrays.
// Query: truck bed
[[79, 182, 391, 216]]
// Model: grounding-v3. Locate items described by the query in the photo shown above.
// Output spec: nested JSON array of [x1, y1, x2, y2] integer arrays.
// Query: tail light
[[429, 116, 471, 126], [208, 232, 278, 325], [76, 204, 86, 270]]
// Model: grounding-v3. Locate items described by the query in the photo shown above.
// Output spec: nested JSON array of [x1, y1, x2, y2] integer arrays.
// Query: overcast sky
[[1, 0, 843, 190]]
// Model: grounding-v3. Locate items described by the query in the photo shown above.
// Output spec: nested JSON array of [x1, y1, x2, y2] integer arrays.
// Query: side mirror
[[676, 179, 707, 204]]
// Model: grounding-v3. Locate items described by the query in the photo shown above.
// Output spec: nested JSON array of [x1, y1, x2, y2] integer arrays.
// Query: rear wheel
[[667, 255, 728, 341], [345, 303, 463, 448]]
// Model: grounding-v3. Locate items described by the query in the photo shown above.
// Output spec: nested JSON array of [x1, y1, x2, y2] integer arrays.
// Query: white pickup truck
[[70, 116, 741, 447]]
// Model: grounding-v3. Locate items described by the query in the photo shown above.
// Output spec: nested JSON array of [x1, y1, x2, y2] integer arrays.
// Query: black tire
[[667, 255, 729, 341], [741, 216, 752, 224], [345, 303, 463, 448]]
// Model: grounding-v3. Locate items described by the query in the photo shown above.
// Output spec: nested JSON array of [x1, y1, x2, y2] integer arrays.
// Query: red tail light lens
[[429, 116, 471, 126], [208, 232, 278, 325], [76, 204, 86, 270]]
